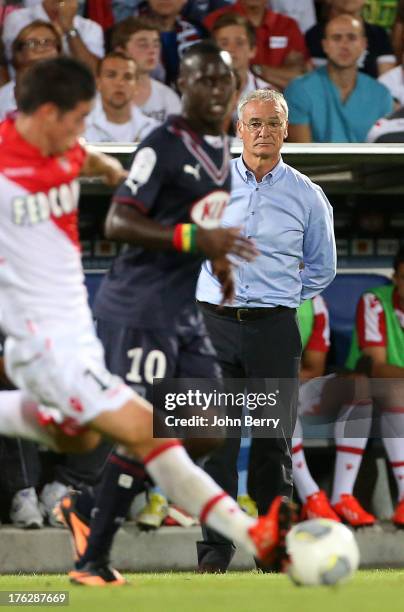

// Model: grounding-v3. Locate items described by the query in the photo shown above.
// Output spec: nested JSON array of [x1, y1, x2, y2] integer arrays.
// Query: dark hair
[[17, 56, 96, 115], [393, 246, 404, 272], [111, 16, 160, 51], [180, 39, 225, 65], [211, 13, 256, 48], [97, 51, 137, 75]]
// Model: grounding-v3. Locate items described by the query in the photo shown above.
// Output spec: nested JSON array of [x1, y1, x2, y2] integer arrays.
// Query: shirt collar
[[235, 154, 285, 185]]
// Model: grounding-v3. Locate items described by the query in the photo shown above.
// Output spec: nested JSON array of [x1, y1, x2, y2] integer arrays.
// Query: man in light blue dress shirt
[[196, 88, 336, 572]]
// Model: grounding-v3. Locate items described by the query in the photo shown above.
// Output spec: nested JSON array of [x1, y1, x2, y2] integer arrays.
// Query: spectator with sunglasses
[[3, 0, 104, 74], [0, 19, 62, 120]]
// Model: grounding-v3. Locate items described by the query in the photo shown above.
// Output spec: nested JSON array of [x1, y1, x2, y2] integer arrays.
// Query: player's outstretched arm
[[81, 148, 128, 186], [105, 201, 175, 249], [105, 202, 258, 262]]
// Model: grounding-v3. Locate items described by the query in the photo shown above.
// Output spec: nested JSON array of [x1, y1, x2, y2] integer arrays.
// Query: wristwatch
[[252, 64, 263, 76], [66, 27, 79, 40]]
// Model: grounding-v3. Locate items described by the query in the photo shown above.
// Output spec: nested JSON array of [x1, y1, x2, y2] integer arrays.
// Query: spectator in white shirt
[[0, 19, 62, 121], [378, 61, 404, 106], [3, 0, 104, 74], [111, 16, 181, 122], [367, 106, 404, 142], [85, 51, 159, 142]]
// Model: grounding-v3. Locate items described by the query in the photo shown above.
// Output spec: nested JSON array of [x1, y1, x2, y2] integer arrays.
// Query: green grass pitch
[[0, 571, 404, 612]]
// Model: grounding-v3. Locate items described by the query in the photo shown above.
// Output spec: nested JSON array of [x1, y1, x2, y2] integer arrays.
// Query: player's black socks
[[77, 452, 148, 569], [73, 486, 95, 523]]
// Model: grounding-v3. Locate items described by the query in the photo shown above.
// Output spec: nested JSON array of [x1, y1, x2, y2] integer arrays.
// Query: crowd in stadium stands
[[1, 0, 404, 141], [0, 0, 404, 530]]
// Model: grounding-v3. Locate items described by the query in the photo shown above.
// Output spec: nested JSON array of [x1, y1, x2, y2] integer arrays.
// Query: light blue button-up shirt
[[196, 155, 336, 307]]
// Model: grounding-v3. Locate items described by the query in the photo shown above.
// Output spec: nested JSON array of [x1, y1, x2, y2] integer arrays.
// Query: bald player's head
[[322, 14, 366, 70], [177, 40, 236, 131], [178, 40, 232, 78]]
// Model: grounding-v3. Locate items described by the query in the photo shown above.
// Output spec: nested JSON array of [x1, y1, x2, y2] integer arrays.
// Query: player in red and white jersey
[[294, 261, 404, 528], [356, 289, 404, 349], [0, 58, 131, 430], [0, 116, 90, 336], [303, 294, 330, 355], [0, 55, 296, 583], [291, 295, 342, 522], [292, 292, 376, 527], [335, 253, 404, 527]]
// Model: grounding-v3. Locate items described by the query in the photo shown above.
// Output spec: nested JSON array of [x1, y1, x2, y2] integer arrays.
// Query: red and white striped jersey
[[305, 294, 330, 353], [356, 289, 404, 348], [0, 117, 91, 337]]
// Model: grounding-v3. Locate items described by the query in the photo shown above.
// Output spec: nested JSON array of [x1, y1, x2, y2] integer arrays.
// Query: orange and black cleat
[[55, 492, 90, 560], [248, 495, 299, 572], [69, 561, 127, 586]]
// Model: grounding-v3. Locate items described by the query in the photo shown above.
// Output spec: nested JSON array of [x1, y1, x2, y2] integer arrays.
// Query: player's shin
[[78, 450, 148, 568], [144, 442, 256, 554], [0, 390, 58, 450], [292, 417, 319, 502], [331, 401, 373, 504]]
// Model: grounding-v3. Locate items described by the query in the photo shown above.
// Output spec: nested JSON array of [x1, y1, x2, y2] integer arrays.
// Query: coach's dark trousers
[[196, 302, 302, 572]]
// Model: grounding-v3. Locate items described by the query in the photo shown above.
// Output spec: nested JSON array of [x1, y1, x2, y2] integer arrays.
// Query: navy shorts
[[96, 305, 221, 402]]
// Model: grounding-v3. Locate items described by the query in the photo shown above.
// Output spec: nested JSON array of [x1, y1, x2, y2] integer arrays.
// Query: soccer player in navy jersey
[[57, 42, 297, 585]]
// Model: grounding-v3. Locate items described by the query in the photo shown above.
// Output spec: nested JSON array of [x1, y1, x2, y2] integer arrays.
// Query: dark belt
[[197, 301, 292, 322]]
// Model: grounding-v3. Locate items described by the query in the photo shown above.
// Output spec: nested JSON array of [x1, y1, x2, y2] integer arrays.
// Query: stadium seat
[[322, 273, 390, 368]]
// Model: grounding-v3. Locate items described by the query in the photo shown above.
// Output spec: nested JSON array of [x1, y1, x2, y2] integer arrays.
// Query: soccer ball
[[286, 519, 360, 586]]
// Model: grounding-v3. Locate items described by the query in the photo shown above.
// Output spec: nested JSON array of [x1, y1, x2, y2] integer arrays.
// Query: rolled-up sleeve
[[300, 186, 336, 301]]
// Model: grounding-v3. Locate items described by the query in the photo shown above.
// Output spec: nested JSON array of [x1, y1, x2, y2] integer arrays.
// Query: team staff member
[[196, 88, 336, 572]]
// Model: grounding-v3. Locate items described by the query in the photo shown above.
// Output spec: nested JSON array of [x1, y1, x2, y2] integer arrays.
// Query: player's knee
[[184, 436, 224, 460]]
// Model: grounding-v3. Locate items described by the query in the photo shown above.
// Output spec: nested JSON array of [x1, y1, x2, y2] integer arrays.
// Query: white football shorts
[[4, 322, 135, 426]]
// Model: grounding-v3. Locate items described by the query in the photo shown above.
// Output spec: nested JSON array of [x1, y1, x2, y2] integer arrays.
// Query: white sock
[[0, 390, 57, 450], [382, 411, 404, 501], [144, 442, 256, 554], [292, 418, 319, 502], [331, 401, 372, 505]]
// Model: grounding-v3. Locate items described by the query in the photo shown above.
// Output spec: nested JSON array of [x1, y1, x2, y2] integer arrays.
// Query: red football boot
[[392, 498, 404, 527], [248, 496, 298, 571], [301, 490, 341, 522], [332, 494, 376, 527]]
